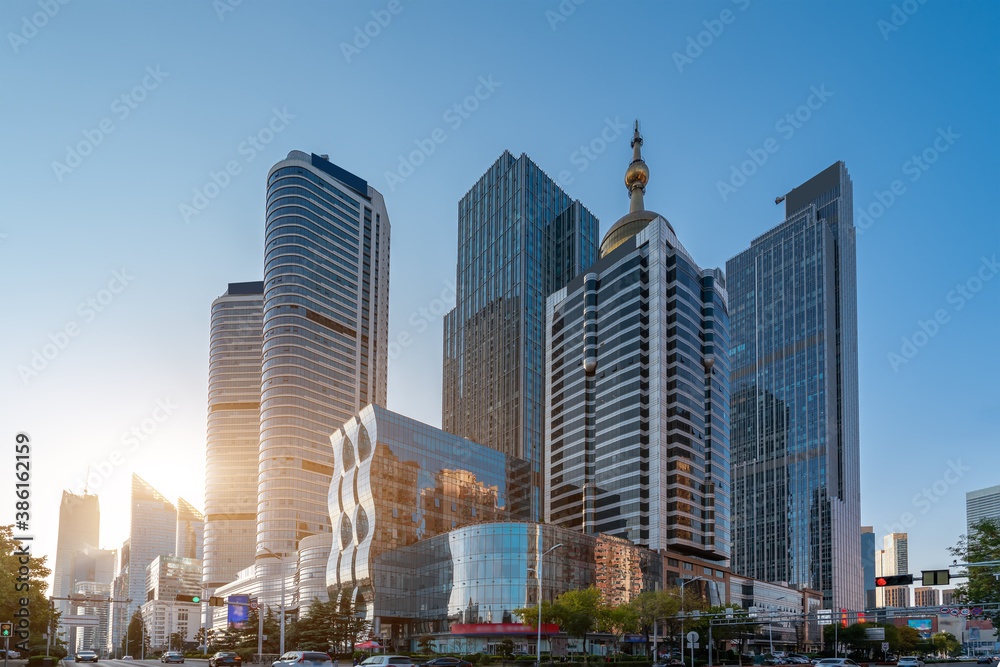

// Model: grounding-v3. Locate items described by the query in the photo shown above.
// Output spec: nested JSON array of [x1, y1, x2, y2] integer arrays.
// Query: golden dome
[[625, 160, 649, 190]]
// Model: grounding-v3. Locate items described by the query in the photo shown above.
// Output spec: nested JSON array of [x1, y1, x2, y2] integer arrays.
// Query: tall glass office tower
[[442, 151, 598, 518], [726, 161, 862, 611], [204, 281, 263, 589], [54, 492, 100, 649], [545, 125, 731, 560], [258, 151, 390, 562]]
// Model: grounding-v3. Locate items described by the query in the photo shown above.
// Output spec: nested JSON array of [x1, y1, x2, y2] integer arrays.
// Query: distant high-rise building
[[111, 475, 177, 650], [914, 587, 940, 607], [257, 150, 390, 567], [862, 527, 876, 609], [69, 546, 115, 654], [442, 150, 599, 519], [875, 533, 909, 608], [203, 280, 263, 589], [544, 125, 730, 559], [727, 161, 862, 611], [967, 484, 1000, 532], [176, 499, 204, 561], [942, 588, 959, 605], [53, 491, 100, 648], [145, 555, 202, 602]]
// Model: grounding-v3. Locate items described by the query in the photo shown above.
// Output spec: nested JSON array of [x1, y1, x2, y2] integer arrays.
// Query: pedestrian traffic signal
[[175, 595, 201, 603], [875, 574, 914, 586], [1, 622, 12, 637]]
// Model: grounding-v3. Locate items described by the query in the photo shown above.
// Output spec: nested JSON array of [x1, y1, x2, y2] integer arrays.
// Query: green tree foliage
[[897, 626, 921, 656], [950, 518, 1000, 626], [931, 632, 961, 657], [0, 525, 59, 651], [822, 622, 899, 658], [119, 609, 151, 657]]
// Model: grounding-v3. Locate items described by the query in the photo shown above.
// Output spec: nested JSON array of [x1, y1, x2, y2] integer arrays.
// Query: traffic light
[[209, 597, 225, 607], [175, 594, 201, 603], [875, 574, 914, 586], [1, 621, 12, 637]]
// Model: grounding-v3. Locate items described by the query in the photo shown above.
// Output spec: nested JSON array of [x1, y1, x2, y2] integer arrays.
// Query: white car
[[360, 658, 416, 667], [897, 657, 925, 667], [815, 660, 861, 667]]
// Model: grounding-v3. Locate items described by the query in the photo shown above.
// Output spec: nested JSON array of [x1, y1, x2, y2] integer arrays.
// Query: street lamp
[[679, 576, 705, 665], [534, 541, 563, 667], [262, 547, 287, 656], [767, 596, 793, 655]]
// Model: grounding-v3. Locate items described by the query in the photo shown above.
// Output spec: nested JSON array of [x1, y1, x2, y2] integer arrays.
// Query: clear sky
[[2, 0, 997, 595]]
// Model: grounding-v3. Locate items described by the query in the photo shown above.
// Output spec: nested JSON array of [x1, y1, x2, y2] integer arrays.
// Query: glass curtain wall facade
[[259, 151, 390, 564], [861, 526, 876, 609], [545, 128, 731, 561], [327, 405, 534, 632], [367, 522, 661, 639], [204, 281, 263, 589], [967, 484, 1000, 531], [726, 161, 862, 611], [54, 491, 100, 648], [176, 499, 204, 560], [145, 555, 203, 601], [442, 151, 598, 520]]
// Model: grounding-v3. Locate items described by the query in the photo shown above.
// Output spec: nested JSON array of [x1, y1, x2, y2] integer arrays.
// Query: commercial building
[[326, 404, 535, 639], [112, 475, 180, 651], [914, 587, 940, 607], [967, 485, 1000, 532], [545, 124, 731, 560], [139, 599, 201, 652], [354, 521, 661, 651], [876, 533, 909, 609], [258, 150, 390, 567], [203, 280, 264, 590], [942, 589, 960, 605], [71, 581, 112, 654], [442, 150, 599, 520], [727, 161, 862, 611], [728, 576, 825, 653], [862, 527, 876, 609], [144, 555, 203, 602], [53, 491, 100, 648], [176, 500, 204, 561]]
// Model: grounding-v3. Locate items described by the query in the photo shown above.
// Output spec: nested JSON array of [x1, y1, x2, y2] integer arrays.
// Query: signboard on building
[[865, 628, 885, 640], [228, 595, 250, 628], [451, 623, 560, 635], [907, 618, 933, 639]]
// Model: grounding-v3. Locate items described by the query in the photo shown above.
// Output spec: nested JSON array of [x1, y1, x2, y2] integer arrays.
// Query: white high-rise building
[[967, 485, 1000, 532]]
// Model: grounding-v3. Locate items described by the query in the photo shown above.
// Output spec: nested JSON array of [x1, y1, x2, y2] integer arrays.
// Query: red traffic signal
[[875, 574, 913, 586]]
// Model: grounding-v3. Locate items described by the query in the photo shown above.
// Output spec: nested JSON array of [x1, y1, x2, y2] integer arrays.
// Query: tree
[[897, 626, 920, 656], [194, 627, 218, 652], [600, 603, 640, 655], [631, 590, 682, 655], [0, 525, 59, 653], [120, 610, 151, 657], [417, 635, 436, 655], [498, 639, 515, 657], [949, 518, 1000, 626], [548, 587, 605, 657], [169, 632, 185, 651], [931, 632, 961, 657]]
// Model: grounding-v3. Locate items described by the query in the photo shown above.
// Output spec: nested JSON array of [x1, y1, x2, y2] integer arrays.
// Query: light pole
[[535, 541, 563, 667], [262, 548, 286, 656], [679, 576, 704, 666], [767, 596, 793, 655]]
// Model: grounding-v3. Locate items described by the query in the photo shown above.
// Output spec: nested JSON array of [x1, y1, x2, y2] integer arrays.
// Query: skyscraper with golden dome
[[545, 124, 732, 567]]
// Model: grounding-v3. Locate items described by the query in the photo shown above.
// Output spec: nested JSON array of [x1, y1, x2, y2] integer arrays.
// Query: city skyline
[[3, 1, 998, 596]]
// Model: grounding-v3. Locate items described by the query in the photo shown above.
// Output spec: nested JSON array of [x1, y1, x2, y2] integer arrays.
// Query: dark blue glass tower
[[726, 162, 862, 611]]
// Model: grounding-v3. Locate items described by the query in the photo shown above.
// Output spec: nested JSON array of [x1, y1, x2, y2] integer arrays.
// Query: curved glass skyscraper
[[204, 281, 263, 589], [259, 151, 390, 562]]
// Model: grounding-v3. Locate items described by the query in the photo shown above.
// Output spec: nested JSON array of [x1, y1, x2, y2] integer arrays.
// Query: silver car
[[272, 653, 332, 667], [360, 658, 416, 667]]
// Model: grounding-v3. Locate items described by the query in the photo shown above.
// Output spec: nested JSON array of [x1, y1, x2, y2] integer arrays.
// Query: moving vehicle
[[419, 659, 472, 667], [976, 658, 994, 665], [272, 652, 333, 667], [162, 651, 186, 664], [76, 651, 100, 663], [122, 657, 133, 661], [814, 660, 861, 667], [360, 658, 416, 667], [897, 657, 925, 667], [210, 652, 244, 667]]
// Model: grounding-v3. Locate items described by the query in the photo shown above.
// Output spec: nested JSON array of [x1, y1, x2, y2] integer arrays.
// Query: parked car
[[814, 660, 861, 667], [210, 652, 244, 667], [122, 657, 133, 661], [977, 658, 994, 664], [360, 658, 416, 667], [652, 661, 685, 667], [272, 652, 333, 667], [76, 651, 100, 663], [897, 657, 925, 667], [787, 657, 812, 665], [162, 651, 186, 664], [419, 659, 472, 667]]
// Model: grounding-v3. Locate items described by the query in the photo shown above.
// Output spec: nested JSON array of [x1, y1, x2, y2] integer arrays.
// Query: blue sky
[[2, 0, 997, 594]]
